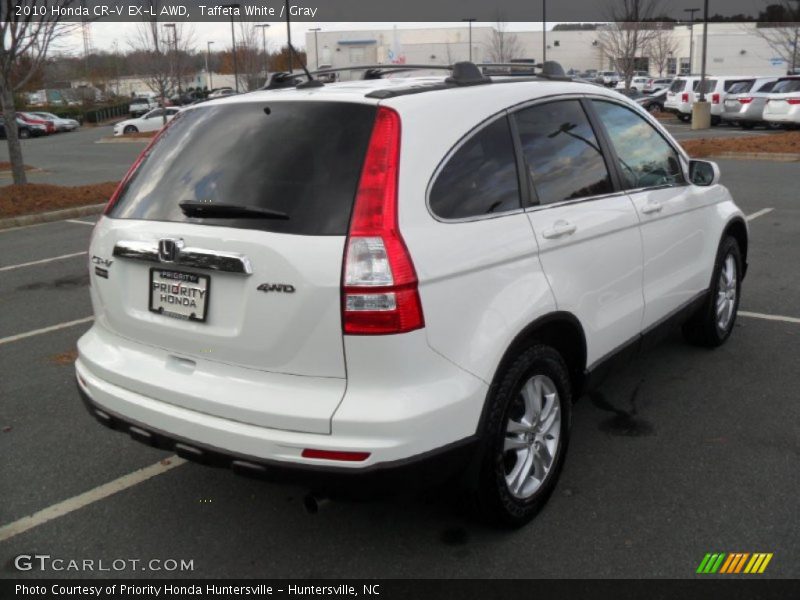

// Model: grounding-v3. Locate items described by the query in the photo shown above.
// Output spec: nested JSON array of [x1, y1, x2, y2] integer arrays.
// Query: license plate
[[149, 269, 210, 322]]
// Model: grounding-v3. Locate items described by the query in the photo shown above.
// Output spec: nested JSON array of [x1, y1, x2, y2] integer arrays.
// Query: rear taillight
[[103, 123, 171, 215], [712, 93, 721, 104], [739, 97, 753, 104], [682, 92, 689, 103], [788, 98, 800, 105], [341, 106, 424, 335]]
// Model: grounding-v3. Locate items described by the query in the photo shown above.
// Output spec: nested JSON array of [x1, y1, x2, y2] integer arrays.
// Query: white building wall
[[306, 23, 794, 78]]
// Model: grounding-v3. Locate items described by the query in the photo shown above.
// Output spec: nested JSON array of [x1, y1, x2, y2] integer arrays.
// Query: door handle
[[641, 200, 663, 215], [542, 220, 577, 239]]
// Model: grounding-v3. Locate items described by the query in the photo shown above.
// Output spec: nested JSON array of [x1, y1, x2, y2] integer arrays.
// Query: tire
[[678, 114, 690, 122], [18, 128, 30, 139], [682, 236, 742, 348], [470, 344, 572, 528], [123, 125, 138, 134], [711, 116, 721, 126], [647, 103, 660, 114], [740, 121, 755, 130]]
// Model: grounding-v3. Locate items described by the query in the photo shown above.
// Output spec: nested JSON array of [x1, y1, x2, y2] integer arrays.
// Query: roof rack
[[262, 60, 569, 91]]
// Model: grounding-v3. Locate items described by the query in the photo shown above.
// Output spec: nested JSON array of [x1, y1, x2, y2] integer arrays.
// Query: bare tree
[[0, 1, 76, 184], [752, 1, 800, 72], [128, 2, 194, 123], [235, 22, 266, 91], [487, 19, 523, 63], [647, 25, 678, 76], [597, 0, 665, 88]]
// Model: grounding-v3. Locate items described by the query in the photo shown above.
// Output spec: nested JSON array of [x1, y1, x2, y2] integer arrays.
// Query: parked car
[[129, 97, 158, 118], [615, 76, 649, 91], [78, 63, 749, 527], [762, 76, 800, 127], [701, 77, 760, 124], [0, 116, 45, 139], [29, 111, 80, 132], [663, 76, 715, 122], [600, 71, 621, 87], [635, 88, 668, 113], [721, 77, 780, 128], [113, 107, 180, 136], [18, 111, 55, 135], [207, 87, 235, 99], [643, 77, 673, 93]]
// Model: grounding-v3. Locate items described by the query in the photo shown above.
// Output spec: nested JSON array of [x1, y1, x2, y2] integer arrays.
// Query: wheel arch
[[722, 217, 749, 278], [477, 311, 587, 436]]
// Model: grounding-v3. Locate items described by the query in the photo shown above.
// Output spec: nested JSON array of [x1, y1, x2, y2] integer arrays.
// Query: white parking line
[[65, 219, 96, 226], [0, 456, 186, 543], [0, 316, 94, 346], [0, 251, 87, 272], [739, 311, 800, 325], [746, 208, 774, 221]]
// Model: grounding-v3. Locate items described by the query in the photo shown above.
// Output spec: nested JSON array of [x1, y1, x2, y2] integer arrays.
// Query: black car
[[0, 117, 40, 139], [635, 89, 667, 114]]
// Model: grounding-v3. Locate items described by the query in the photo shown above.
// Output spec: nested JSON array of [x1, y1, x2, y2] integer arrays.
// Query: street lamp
[[542, 0, 547, 64], [699, 0, 709, 102], [163, 23, 177, 95], [310, 27, 321, 69], [462, 18, 476, 62], [684, 8, 699, 75], [284, 0, 293, 72], [789, 0, 800, 74], [222, 4, 241, 92], [206, 41, 214, 90], [255, 24, 270, 84]]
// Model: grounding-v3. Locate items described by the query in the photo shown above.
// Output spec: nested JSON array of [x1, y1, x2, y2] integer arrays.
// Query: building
[[305, 23, 797, 78]]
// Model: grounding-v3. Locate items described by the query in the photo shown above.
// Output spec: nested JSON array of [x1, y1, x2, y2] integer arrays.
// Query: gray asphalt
[[0, 160, 798, 579], [0, 126, 143, 186]]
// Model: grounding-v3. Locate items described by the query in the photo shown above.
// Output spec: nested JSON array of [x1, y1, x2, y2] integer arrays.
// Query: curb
[[0, 203, 104, 231], [713, 151, 800, 162]]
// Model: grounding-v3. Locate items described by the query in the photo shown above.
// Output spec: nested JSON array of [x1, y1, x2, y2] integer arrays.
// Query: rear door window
[[773, 79, 800, 93], [514, 100, 613, 205], [108, 101, 377, 235], [429, 116, 521, 219]]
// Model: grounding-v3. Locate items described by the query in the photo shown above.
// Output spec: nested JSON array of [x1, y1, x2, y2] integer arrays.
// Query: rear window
[[669, 79, 686, 92], [693, 79, 717, 93], [756, 81, 778, 93], [728, 81, 753, 94], [773, 79, 800, 93], [108, 101, 377, 235]]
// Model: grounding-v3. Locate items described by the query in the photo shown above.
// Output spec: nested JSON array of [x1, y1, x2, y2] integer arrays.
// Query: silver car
[[721, 77, 779, 128]]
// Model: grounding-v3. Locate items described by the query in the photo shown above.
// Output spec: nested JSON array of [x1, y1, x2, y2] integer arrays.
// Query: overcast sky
[[56, 21, 548, 55]]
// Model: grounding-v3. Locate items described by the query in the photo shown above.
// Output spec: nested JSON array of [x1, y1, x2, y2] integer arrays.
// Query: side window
[[592, 100, 685, 190], [514, 99, 612, 205], [429, 116, 521, 219]]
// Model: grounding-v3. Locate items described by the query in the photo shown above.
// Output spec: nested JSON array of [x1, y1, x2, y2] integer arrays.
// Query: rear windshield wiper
[[179, 201, 289, 220]]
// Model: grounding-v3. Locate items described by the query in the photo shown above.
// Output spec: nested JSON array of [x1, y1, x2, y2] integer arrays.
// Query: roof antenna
[[289, 43, 323, 88]]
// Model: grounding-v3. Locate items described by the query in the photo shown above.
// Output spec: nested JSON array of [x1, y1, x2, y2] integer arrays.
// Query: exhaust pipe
[[303, 492, 330, 514]]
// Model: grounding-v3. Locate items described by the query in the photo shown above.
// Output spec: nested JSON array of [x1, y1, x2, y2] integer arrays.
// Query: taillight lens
[[787, 98, 800, 105], [739, 97, 753, 104], [712, 93, 721, 104], [103, 121, 173, 215], [681, 92, 689, 103], [342, 106, 424, 335]]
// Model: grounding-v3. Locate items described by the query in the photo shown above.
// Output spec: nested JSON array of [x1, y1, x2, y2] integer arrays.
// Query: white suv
[[76, 63, 749, 527]]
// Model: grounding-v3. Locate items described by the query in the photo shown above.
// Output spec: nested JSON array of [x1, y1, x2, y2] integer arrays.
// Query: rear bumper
[[76, 379, 480, 494], [763, 112, 799, 123]]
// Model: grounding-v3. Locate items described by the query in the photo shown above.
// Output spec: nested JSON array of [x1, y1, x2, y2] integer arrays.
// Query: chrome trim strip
[[113, 240, 252, 275]]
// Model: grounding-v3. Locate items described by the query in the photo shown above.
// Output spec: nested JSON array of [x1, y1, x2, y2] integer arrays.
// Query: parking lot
[[0, 155, 798, 579]]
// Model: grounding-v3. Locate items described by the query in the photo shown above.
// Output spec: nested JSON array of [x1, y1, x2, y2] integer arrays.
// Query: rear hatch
[[88, 100, 378, 427], [765, 79, 800, 116]]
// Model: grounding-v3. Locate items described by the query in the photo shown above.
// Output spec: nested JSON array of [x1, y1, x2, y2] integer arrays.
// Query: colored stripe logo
[[697, 553, 773, 574]]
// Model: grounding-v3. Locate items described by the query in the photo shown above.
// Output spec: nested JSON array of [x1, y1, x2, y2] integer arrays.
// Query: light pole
[[206, 41, 214, 90], [256, 24, 270, 84], [309, 28, 321, 69], [284, 0, 293, 72], [790, 0, 800, 74], [699, 0, 709, 102], [222, 4, 241, 92], [684, 8, 699, 74], [163, 24, 177, 96], [462, 18, 476, 62], [542, 0, 547, 64]]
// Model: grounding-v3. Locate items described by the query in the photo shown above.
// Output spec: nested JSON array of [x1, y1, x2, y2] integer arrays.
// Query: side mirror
[[689, 159, 720, 186]]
